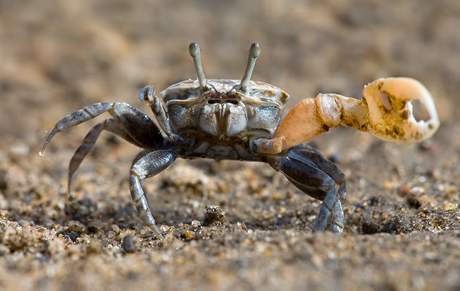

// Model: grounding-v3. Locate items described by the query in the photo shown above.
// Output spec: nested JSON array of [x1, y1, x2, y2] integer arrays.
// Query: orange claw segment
[[273, 77, 440, 152], [273, 98, 327, 151]]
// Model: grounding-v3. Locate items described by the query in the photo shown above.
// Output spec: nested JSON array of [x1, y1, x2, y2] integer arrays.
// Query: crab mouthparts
[[207, 98, 239, 104]]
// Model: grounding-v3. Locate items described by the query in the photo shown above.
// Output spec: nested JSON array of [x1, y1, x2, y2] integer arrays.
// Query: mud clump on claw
[[202, 205, 226, 226]]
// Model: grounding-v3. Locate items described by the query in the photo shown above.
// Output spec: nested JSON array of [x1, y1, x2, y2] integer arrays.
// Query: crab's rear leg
[[130, 150, 177, 236], [41, 102, 165, 154], [67, 118, 143, 195], [41, 102, 171, 230], [268, 144, 346, 232], [41, 102, 113, 155], [255, 77, 440, 154]]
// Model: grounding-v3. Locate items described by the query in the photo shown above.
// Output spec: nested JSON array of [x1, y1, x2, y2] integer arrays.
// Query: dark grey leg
[[67, 118, 142, 195], [330, 202, 344, 233], [41, 102, 164, 155], [268, 144, 346, 233], [110, 101, 165, 148], [129, 150, 177, 234], [290, 144, 347, 199], [311, 186, 340, 232], [41, 102, 114, 155]]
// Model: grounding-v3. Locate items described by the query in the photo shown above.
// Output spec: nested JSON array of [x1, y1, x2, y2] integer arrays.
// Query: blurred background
[[0, 1, 459, 290], [1, 0, 458, 141]]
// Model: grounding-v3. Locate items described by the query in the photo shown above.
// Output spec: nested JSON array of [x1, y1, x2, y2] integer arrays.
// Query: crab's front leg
[[255, 77, 440, 154], [138, 85, 177, 141]]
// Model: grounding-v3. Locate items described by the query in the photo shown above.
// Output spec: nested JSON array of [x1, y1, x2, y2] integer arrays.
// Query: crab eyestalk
[[257, 77, 440, 154], [189, 42, 207, 90], [240, 42, 261, 92]]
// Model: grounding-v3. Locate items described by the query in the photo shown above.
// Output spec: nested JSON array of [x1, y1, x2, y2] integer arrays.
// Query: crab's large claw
[[255, 78, 440, 154], [361, 77, 439, 142]]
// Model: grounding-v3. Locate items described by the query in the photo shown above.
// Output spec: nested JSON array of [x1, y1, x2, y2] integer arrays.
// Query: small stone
[[191, 220, 201, 228], [203, 205, 225, 226], [122, 235, 136, 253], [398, 185, 411, 196], [443, 202, 458, 211], [410, 186, 425, 195], [383, 180, 397, 190], [66, 220, 86, 234], [182, 230, 194, 241], [63, 231, 79, 242], [398, 185, 425, 197]]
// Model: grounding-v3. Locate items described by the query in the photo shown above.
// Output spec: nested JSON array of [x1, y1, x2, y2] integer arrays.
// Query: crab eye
[[138, 85, 156, 102]]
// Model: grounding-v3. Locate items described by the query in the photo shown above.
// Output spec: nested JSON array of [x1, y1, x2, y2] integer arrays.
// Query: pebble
[[398, 185, 425, 196], [182, 230, 194, 240], [203, 205, 225, 226], [410, 186, 425, 195], [191, 220, 201, 228], [122, 235, 136, 253], [442, 202, 458, 211]]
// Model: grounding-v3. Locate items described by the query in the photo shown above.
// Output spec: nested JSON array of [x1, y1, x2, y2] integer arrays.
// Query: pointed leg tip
[[39, 140, 50, 157], [330, 222, 344, 234], [143, 224, 164, 240]]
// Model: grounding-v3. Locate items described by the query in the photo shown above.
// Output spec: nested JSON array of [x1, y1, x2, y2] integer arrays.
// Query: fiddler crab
[[41, 43, 439, 235]]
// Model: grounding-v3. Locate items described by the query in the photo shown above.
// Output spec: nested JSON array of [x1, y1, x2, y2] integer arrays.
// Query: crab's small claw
[[256, 77, 440, 154]]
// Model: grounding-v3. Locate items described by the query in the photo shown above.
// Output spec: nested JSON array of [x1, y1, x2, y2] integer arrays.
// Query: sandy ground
[[0, 0, 459, 290]]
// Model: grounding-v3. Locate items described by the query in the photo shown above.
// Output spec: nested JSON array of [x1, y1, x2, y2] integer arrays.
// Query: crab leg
[[256, 78, 440, 154], [130, 150, 177, 236], [40, 102, 114, 155], [268, 144, 346, 232], [40, 102, 164, 155], [67, 118, 141, 195]]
